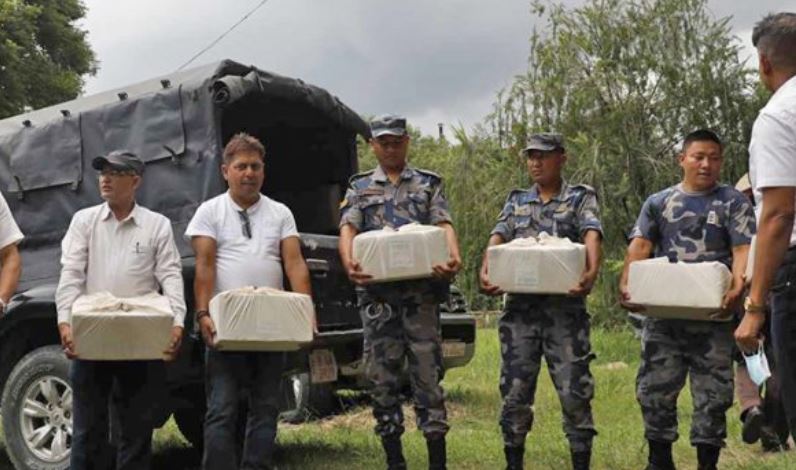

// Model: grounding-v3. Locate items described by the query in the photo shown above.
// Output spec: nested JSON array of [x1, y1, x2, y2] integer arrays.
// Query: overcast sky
[[79, 0, 796, 138]]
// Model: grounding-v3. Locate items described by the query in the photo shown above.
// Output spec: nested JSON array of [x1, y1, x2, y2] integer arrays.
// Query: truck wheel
[[280, 373, 337, 423], [1, 345, 72, 470]]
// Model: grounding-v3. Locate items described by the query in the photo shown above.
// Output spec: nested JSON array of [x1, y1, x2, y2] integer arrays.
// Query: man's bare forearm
[[0, 246, 21, 303]]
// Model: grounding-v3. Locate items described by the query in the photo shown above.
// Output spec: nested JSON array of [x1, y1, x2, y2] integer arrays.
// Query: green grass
[[1, 328, 793, 469]]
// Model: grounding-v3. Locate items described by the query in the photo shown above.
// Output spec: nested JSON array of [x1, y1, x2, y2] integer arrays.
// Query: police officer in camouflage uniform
[[338, 115, 462, 470], [480, 133, 602, 470], [619, 130, 755, 470]]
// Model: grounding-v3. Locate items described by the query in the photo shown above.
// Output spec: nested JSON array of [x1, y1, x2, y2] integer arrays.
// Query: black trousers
[[70, 360, 165, 470]]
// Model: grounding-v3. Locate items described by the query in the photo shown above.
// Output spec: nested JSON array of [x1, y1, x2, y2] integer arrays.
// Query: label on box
[[442, 341, 466, 358], [388, 240, 415, 269], [310, 349, 338, 384], [514, 264, 540, 288]]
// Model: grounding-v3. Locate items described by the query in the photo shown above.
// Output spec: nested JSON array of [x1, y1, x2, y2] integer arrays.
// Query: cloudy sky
[[79, 0, 796, 138]]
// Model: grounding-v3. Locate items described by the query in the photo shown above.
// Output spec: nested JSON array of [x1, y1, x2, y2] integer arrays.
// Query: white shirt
[[185, 192, 299, 294], [0, 193, 23, 250], [749, 75, 796, 246], [55, 203, 186, 326]]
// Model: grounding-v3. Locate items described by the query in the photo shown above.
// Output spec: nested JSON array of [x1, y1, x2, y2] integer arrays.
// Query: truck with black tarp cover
[[0, 59, 475, 469]]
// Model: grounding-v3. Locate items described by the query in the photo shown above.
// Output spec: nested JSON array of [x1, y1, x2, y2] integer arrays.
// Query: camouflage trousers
[[359, 285, 448, 439], [499, 294, 596, 452], [636, 319, 734, 447]]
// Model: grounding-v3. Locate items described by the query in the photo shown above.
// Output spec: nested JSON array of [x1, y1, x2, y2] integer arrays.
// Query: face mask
[[743, 342, 772, 386]]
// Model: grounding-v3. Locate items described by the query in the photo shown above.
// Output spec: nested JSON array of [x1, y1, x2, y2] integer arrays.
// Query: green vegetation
[[0, 0, 96, 118], [360, 0, 768, 327], [150, 328, 792, 468]]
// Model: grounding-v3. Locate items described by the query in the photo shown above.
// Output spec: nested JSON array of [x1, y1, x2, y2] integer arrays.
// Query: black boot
[[427, 435, 446, 470], [504, 445, 524, 470], [645, 440, 675, 470], [381, 435, 407, 470], [696, 444, 720, 470], [741, 405, 763, 444], [571, 448, 591, 470]]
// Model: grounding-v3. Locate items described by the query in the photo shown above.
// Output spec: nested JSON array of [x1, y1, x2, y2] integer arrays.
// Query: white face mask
[[743, 342, 772, 386]]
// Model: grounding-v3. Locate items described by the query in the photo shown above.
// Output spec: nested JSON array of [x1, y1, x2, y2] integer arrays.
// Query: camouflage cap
[[523, 133, 565, 154], [91, 150, 145, 175], [370, 114, 407, 138]]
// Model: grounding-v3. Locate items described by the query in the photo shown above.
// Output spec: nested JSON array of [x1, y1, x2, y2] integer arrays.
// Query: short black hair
[[681, 129, 723, 153], [753, 13, 796, 71]]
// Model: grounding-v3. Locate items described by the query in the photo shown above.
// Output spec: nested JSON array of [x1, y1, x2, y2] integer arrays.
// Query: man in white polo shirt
[[0, 192, 23, 314], [56, 150, 186, 470], [186, 133, 312, 470], [735, 12, 796, 441]]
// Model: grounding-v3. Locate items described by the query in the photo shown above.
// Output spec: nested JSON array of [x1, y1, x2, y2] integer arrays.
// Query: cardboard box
[[628, 257, 732, 321], [353, 224, 449, 283], [210, 287, 314, 351], [487, 234, 586, 294], [71, 292, 173, 360]]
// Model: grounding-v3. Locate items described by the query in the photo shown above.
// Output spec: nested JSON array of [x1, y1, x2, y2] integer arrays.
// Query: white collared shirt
[[749, 75, 796, 246], [55, 203, 186, 326], [0, 193, 23, 250], [184, 191, 299, 294]]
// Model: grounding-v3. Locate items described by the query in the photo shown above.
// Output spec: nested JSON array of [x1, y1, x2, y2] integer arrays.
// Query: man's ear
[[759, 52, 773, 76]]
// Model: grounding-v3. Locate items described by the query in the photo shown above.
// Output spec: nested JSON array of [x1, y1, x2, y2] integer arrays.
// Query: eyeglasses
[[238, 210, 252, 239]]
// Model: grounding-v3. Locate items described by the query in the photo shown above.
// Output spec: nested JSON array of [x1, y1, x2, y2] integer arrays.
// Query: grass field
[[1, 327, 794, 469]]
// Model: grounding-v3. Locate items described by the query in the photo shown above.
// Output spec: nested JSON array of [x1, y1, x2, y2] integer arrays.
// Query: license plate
[[442, 341, 466, 358], [309, 349, 338, 384]]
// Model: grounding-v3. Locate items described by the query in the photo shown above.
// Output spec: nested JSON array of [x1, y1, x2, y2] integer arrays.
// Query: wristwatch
[[743, 297, 765, 314]]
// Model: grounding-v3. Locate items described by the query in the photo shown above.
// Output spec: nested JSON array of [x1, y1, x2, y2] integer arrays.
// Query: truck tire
[[1, 345, 72, 470], [280, 373, 337, 423]]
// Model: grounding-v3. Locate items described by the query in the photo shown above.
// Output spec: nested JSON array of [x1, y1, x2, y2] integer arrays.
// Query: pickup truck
[[0, 59, 475, 469]]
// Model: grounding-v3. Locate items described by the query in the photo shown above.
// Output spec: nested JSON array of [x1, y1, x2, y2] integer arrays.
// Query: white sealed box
[[487, 234, 586, 294], [71, 292, 174, 360], [628, 257, 732, 321], [210, 287, 314, 351], [353, 224, 449, 283]]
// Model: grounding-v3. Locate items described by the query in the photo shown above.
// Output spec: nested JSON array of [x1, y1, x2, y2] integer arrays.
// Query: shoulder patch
[[415, 168, 442, 182], [348, 169, 374, 182], [505, 188, 529, 203], [571, 183, 596, 194]]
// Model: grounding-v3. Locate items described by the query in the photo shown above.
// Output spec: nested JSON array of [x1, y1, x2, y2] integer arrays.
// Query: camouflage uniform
[[340, 164, 452, 438], [630, 183, 755, 447], [491, 182, 601, 452]]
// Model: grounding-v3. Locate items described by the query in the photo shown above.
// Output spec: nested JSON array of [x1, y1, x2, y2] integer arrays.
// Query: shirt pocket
[[407, 191, 431, 223], [360, 196, 385, 229], [127, 240, 156, 275], [552, 211, 578, 240]]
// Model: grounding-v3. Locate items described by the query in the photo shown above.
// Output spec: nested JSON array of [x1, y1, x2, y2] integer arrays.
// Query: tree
[[0, 0, 96, 119]]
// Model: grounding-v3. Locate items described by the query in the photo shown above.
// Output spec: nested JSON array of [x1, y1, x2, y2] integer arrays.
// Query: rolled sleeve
[[280, 206, 300, 240], [490, 198, 515, 242], [339, 186, 363, 230], [577, 192, 603, 237], [428, 181, 453, 225], [630, 198, 659, 242]]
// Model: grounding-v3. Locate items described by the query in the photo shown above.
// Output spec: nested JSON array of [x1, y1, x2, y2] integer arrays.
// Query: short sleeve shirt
[[339, 165, 452, 232], [185, 192, 299, 294], [630, 184, 755, 266], [491, 182, 602, 243], [749, 75, 796, 246], [0, 193, 23, 250]]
